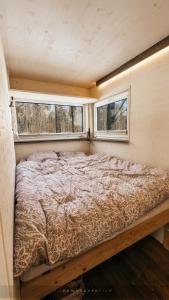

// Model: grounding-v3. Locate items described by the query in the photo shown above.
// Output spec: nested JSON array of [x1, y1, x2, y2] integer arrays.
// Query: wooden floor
[[45, 236, 169, 300]]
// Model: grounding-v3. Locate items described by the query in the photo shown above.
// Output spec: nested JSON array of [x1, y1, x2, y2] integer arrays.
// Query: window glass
[[16, 102, 56, 134], [97, 99, 128, 132], [55, 105, 83, 133], [55, 105, 73, 133], [72, 106, 83, 132], [16, 102, 83, 135]]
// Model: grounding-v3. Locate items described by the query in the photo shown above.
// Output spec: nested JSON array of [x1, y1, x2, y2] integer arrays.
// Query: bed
[[14, 151, 169, 299]]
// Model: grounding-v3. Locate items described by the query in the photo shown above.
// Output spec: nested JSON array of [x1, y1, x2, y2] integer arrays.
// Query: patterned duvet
[[14, 152, 169, 277]]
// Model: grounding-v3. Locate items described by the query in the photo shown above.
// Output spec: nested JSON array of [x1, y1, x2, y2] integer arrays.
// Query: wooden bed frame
[[20, 200, 169, 300]]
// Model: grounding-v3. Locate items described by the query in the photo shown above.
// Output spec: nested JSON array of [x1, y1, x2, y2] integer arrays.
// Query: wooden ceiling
[[0, 0, 169, 87]]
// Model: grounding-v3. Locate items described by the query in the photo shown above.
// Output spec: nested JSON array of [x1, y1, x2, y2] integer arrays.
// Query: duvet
[[14, 152, 169, 276]]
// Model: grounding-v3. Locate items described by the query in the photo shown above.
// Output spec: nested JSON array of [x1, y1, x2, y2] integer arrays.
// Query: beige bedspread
[[14, 153, 169, 277]]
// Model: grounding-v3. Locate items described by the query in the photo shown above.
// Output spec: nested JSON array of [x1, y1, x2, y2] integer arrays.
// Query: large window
[[11, 90, 130, 142], [10, 91, 90, 141], [94, 90, 129, 140], [16, 103, 83, 135]]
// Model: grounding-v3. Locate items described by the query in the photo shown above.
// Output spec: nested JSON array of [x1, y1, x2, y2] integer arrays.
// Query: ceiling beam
[[96, 35, 169, 86]]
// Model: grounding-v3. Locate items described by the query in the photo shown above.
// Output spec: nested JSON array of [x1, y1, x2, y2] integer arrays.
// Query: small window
[[94, 90, 129, 140]]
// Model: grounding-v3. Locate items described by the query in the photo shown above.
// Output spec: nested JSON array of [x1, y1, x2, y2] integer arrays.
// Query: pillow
[[58, 151, 86, 158], [27, 151, 58, 162]]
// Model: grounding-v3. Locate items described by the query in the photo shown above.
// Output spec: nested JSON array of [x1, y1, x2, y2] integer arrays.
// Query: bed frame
[[20, 200, 169, 300]]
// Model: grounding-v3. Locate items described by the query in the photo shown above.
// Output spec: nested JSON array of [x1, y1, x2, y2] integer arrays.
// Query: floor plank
[[45, 236, 169, 300]]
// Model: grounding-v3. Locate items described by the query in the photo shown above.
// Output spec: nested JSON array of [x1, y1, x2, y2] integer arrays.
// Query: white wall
[[0, 39, 19, 299]]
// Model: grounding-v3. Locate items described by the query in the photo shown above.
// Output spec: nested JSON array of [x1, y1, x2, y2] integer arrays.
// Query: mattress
[[14, 152, 169, 277], [20, 198, 169, 282]]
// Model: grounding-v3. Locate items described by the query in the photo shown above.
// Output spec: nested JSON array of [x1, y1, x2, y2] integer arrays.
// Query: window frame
[[10, 90, 94, 142], [94, 89, 130, 141]]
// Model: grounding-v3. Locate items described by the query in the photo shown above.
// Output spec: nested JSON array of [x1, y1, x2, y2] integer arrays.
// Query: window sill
[[90, 137, 129, 143], [14, 136, 88, 144], [14, 136, 129, 144]]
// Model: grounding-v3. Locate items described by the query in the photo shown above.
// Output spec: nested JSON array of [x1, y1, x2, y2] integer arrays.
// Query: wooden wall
[[89, 48, 169, 171], [10, 77, 90, 97], [0, 39, 19, 299], [15, 140, 89, 163], [89, 48, 169, 243]]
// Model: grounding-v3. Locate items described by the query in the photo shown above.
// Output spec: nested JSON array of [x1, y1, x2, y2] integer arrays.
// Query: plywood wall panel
[[0, 39, 19, 299], [0, 213, 10, 300], [10, 77, 89, 97], [89, 49, 169, 244], [15, 140, 90, 163], [89, 49, 169, 171]]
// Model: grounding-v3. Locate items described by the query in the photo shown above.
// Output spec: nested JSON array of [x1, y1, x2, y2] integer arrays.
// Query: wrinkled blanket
[[14, 153, 169, 276]]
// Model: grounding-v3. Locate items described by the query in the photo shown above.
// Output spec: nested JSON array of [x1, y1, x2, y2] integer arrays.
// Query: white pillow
[[27, 151, 58, 162]]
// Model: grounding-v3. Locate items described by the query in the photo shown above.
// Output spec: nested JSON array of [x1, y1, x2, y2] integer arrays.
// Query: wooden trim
[[20, 203, 169, 300], [96, 35, 169, 86]]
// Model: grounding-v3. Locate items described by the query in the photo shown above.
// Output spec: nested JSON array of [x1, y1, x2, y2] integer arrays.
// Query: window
[[10, 91, 92, 141], [16, 103, 83, 135], [55, 105, 83, 133], [94, 90, 129, 140], [10, 90, 130, 142], [16, 103, 56, 135]]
